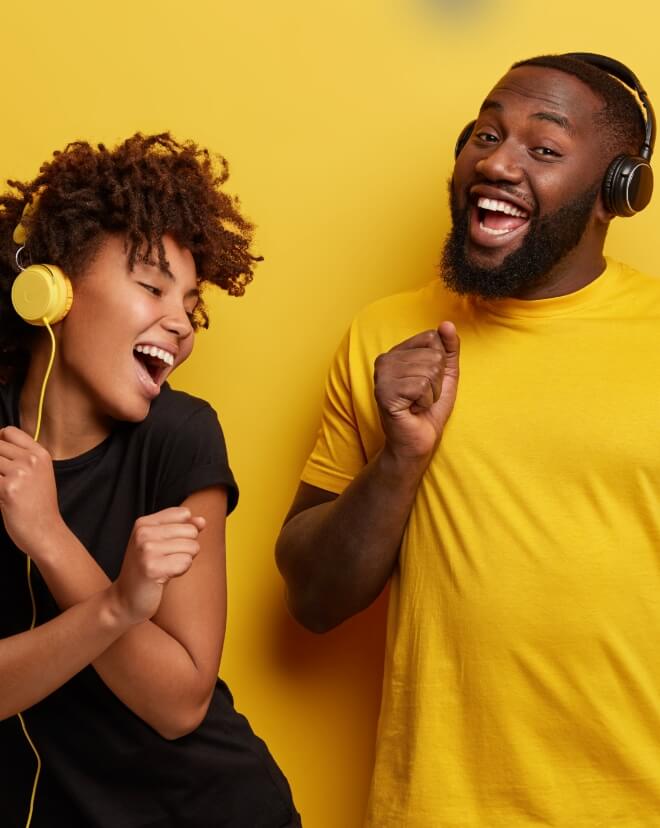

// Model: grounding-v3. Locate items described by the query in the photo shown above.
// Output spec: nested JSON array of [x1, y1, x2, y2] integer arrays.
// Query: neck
[[20, 337, 113, 460], [514, 227, 608, 301]]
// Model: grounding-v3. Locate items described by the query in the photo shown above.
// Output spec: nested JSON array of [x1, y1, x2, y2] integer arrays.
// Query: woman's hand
[[0, 425, 65, 557], [111, 507, 206, 625]]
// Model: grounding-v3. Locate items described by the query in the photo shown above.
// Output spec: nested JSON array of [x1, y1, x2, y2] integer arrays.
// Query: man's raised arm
[[275, 321, 460, 632]]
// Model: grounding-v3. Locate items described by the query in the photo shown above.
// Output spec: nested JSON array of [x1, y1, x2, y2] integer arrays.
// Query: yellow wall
[[2, 1, 660, 825]]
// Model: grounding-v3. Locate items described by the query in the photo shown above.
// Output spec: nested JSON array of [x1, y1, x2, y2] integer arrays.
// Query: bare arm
[[0, 425, 227, 739], [276, 322, 460, 633], [1, 585, 143, 721], [36, 486, 228, 740]]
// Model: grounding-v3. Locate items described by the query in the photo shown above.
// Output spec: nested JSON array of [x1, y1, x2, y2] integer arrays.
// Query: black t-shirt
[[0, 382, 299, 828]]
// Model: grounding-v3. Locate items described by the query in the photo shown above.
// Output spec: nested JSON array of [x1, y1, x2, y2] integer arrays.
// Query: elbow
[[284, 587, 345, 635], [153, 697, 213, 741]]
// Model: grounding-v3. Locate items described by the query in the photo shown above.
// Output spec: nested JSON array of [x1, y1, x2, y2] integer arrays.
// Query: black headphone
[[453, 52, 656, 218]]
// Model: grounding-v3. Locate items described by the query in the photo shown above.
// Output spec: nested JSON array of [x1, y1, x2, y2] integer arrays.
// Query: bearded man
[[277, 53, 660, 827]]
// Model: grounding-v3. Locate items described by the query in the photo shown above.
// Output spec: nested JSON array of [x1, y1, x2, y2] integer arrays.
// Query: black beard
[[441, 182, 600, 299]]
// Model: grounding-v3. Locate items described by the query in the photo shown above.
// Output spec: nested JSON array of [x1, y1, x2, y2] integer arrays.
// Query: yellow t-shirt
[[302, 258, 660, 827]]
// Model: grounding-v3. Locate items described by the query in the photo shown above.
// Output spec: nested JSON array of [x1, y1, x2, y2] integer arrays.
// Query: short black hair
[[511, 54, 647, 161]]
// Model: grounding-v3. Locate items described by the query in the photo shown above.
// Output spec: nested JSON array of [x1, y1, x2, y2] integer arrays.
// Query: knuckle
[[135, 526, 151, 546], [142, 540, 156, 556], [143, 560, 159, 580]]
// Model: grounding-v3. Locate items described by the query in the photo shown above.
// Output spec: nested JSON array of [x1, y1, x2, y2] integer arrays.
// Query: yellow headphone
[[11, 199, 73, 828], [11, 202, 73, 325]]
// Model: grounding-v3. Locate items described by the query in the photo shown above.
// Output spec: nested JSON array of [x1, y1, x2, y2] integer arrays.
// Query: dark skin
[[275, 66, 616, 632]]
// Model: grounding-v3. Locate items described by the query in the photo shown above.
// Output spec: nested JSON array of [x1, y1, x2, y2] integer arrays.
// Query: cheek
[[177, 336, 195, 368]]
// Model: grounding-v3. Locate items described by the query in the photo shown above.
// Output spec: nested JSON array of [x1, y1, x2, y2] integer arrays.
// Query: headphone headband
[[562, 52, 655, 161], [453, 51, 655, 217]]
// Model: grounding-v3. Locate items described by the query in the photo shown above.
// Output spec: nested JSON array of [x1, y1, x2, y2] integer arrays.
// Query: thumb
[[438, 321, 460, 379]]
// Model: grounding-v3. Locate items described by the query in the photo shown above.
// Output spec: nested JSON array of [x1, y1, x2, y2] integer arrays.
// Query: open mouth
[[133, 344, 174, 389], [468, 195, 530, 250], [476, 197, 529, 235]]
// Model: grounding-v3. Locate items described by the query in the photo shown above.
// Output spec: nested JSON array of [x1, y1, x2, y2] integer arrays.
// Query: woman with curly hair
[[0, 133, 300, 827]]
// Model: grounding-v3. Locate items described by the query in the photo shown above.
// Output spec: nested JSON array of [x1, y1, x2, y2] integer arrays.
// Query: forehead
[[480, 65, 604, 131]]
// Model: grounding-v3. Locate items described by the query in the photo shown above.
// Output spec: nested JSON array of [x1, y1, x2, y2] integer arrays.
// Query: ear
[[593, 186, 614, 225]]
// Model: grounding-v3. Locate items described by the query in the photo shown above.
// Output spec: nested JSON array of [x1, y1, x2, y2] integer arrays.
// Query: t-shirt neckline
[[474, 257, 621, 319]]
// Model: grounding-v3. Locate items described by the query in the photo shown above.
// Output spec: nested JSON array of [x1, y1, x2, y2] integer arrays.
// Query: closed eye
[[139, 282, 162, 296]]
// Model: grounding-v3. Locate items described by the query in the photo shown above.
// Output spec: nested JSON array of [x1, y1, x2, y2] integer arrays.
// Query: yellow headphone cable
[[16, 317, 56, 828]]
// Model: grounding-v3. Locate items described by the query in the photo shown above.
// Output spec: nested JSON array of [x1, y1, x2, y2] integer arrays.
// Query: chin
[[465, 247, 511, 271], [104, 397, 153, 425]]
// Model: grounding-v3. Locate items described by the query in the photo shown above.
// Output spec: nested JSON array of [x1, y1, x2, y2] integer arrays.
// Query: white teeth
[[477, 197, 527, 218], [479, 222, 513, 236], [134, 344, 174, 366]]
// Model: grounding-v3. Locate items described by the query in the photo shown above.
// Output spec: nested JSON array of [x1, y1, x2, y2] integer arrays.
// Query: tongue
[[482, 210, 527, 231]]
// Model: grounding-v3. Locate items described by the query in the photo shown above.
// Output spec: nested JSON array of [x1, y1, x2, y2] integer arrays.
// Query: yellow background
[[2, 1, 659, 825]]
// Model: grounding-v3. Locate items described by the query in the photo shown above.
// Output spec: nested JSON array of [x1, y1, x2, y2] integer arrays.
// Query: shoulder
[[146, 383, 216, 428], [341, 279, 466, 366], [349, 279, 465, 346], [132, 384, 238, 513], [614, 258, 660, 291], [138, 383, 229, 462], [606, 258, 660, 315]]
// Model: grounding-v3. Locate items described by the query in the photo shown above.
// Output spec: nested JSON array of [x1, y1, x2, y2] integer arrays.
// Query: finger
[[438, 321, 460, 359], [0, 456, 16, 475], [153, 552, 196, 584], [135, 507, 193, 528], [191, 516, 206, 532], [0, 440, 29, 461], [138, 538, 201, 563], [437, 321, 460, 388], [139, 522, 202, 541], [0, 426, 37, 448], [382, 377, 436, 414], [383, 357, 444, 397], [388, 329, 446, 354]]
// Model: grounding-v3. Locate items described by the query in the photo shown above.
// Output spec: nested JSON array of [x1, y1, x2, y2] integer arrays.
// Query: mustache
[[448, 176, 538, 216]]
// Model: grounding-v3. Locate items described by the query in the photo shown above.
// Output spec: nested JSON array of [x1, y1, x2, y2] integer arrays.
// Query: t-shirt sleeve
[[301, 327, 369, 494], [154, 402, 239, 514]]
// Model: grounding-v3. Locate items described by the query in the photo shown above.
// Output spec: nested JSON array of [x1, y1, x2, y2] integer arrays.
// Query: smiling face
[[443, 65, 612, 299], [55, 233, 198, 429]]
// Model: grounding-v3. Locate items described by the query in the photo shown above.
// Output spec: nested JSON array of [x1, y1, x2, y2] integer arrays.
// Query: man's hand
[[0, 426, 65, 557], [112, 507, 206, 625], [374, 321, 460, 460]]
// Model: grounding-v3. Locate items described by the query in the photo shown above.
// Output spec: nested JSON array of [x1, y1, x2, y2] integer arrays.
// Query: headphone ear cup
[[11, 264, 73, 326], [603, 154, 654, 217], [455, 120, 476, 159]]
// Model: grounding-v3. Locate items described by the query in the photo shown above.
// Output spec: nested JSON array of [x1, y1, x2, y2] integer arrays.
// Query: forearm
[[276, 446, 429, 632], [35, 526, 211, 738], [1, 585, 133, 720]]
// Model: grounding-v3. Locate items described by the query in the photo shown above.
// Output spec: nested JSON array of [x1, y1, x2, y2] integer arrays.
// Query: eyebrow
[[479, 98, 574, 134]]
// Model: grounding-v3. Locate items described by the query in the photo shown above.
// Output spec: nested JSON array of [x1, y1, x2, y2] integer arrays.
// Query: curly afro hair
[[0, 132, 260, 380]]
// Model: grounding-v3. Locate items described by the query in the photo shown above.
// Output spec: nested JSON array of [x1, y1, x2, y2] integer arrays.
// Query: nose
[[474, 139, 524, 184], [162, 302, 194, 340]]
